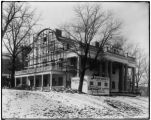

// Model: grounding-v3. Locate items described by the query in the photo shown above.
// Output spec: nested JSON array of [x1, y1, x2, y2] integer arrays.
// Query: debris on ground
[[2, 89, 149, 118]]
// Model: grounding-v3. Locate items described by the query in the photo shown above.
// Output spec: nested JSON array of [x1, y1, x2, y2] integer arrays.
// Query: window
[[22, 77, 26, 85], [98, 82, 101, 86], [70, 58, 76, 66], [112, 81, 115, 89], [112, 64, 116, 74], [112, 69, 116, 74], [43, 75, 50, 87], [52, 78, 56, 86], [35, 76, 41, 87], [16, 78, 21, 85], [58, 77, 63, 86], [43, 78, 48, 87], [90, 81, 94, 86], [36, 79, 40, 87], [51, 62, 55, 66], [104, 82, 108, 87], [58, 63, 63, 68]]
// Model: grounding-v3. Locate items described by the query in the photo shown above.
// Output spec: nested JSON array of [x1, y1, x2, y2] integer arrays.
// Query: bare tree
[[2, 2, 39, 87], [123, 43, 149, 89], [62, 4, 122, 93], [142, 55, 149, 86], [2, 2, 23, 39], [143, 56, 149, 96], [135, 49, 146, 88]]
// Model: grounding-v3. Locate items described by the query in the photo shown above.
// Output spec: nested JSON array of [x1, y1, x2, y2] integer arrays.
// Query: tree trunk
[[10, 57, 16, 88], [78, 55, 88, 93], [78, 69, 86, 93], [10, 69, 15, 88]]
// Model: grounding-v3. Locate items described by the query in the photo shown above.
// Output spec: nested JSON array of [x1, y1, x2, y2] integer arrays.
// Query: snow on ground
[[2, 89, 149, 119]]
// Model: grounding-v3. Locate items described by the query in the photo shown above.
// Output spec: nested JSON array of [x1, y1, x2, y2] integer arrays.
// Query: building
[[2, 53, 11, 87], [2, 53, 11, 79], [15, 28, 136, 94]]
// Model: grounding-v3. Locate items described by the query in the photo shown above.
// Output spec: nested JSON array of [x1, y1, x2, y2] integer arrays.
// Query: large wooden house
[[15, 28, 136, 95]]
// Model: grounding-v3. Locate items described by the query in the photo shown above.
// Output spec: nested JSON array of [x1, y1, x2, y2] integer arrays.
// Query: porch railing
[[15, 64, 76, 76], [104, 46, 136, 62]]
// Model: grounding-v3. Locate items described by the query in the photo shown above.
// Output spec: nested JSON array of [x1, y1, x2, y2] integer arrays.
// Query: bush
[[65, 88, 79, 94], [2, 77, 11, 88], [51, 87, 79, 94], [134, 88, 141, 96], [15, 84, 31, 90]]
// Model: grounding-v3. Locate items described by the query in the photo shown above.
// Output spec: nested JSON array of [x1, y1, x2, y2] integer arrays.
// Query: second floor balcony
[[104, 46, 136, 63], [15, 63, 76, 76]]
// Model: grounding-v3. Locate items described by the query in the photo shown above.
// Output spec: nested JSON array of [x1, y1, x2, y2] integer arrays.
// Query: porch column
[[26, 77, 28, 85], [109, 61, 112, 93], [41, 75, 43, 91], [105, 60, 109, 77], [124, 64, 128, 91], [21, 77, 23, 85], [132, 67, 135, 93], [27, 76, 29, 86], [50, 73, 52, 90], [63, 75, 66, 87], [15, 78, 17, 87]]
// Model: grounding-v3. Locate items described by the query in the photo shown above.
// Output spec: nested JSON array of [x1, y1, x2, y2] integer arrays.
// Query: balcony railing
[[127, 55, 136, 62], [15, 64, 76, 76], [104, 46, 136, 62], [15, 66, 51, 75]]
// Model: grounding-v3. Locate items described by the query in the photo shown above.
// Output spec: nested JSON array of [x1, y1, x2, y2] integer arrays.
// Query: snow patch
[[2, 89, 149, 118]]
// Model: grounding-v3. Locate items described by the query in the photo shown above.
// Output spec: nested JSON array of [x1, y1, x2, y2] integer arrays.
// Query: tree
[[142, 55, 149, 86], [110, 36, 127, 49], [2, 2, 23, 39], [2, 2, 39, 87], [62, 4, 122, 93], [143, 57, 149, 96], [123, 43, 149, 89], [135, 48, 146, 88]]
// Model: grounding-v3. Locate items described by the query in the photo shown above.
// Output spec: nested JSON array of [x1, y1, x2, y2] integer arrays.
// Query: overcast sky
[[2, 2, 149, 54], [29, 2, 149, 54]]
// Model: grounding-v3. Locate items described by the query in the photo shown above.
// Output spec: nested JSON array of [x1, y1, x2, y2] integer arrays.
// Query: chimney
[[55, 29, 62, 37], [95, 41, 99, 47]]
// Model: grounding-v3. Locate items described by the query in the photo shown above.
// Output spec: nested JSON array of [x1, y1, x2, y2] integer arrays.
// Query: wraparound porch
[[15, 72, 66, 91]]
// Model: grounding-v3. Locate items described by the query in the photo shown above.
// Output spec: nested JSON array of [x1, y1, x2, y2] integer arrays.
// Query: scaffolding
[[26, 28, 71, 73]]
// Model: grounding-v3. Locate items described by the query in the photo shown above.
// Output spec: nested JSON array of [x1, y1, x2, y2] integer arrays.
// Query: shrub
[[15, 84, 31, 90]]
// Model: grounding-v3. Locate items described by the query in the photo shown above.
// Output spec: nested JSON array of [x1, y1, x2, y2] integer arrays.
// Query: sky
[[2, 2, 149, 54], [29, 2, 149, 54]]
